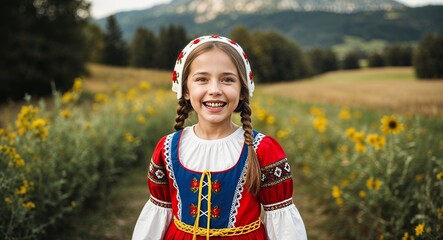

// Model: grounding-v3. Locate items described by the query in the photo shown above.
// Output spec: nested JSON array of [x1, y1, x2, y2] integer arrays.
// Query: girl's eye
[[221, 77, 235, 83], [195, 77, 207, 82]]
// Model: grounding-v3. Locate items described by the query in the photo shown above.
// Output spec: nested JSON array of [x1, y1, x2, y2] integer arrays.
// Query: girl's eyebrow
[[191, 71, 238, 77]]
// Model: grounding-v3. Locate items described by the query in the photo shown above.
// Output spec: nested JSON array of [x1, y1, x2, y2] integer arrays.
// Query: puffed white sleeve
[[132, 136, 173, 240], [132, 196, 173, 240]]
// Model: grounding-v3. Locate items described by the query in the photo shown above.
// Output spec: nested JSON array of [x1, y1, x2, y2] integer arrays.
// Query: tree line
[[1, 2, 442, 102]]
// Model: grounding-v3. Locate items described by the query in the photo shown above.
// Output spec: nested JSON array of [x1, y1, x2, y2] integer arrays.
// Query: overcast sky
[[88, 0, 443, 19]]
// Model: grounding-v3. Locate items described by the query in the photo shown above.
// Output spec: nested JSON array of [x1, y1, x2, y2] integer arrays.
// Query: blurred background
[[1, 0, 442, 239]]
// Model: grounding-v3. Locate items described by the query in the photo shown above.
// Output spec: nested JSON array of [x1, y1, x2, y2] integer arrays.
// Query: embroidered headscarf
[[172, 35, 254, 99]]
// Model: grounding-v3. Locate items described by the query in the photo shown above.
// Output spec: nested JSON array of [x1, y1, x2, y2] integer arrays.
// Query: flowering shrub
[[252, 95, 443, 239], [0, 79, 175, 239]]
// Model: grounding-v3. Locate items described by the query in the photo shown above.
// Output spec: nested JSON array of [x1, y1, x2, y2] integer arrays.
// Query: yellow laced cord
[[193, 171, 212, 240]]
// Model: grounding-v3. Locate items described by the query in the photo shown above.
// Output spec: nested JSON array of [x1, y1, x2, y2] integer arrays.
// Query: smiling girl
[[132, 35, 307, 240]]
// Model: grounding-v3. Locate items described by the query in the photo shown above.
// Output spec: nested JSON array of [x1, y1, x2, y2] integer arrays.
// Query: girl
[[132, 35, 307, 240]]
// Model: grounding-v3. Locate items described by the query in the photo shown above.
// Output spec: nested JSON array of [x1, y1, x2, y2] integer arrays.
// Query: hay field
[[260, 67, 443, 116]]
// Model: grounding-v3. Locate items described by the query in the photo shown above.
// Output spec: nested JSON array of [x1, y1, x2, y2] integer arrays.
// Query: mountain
[[94, 0, 443, 48], [145, 0, 405, 23]]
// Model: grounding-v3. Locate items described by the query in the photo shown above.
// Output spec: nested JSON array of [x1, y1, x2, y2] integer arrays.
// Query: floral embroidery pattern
[[263, 198, 292, 211], [212, 180, 221, 193], [176, 51, 185, 64], [261, 158, 292, 188], [190, 204, 198, 217], [148, 160, 168, 185], [190, 177, 199, 193], [211, 206, 221, 219], [172, 70, 179, 83]]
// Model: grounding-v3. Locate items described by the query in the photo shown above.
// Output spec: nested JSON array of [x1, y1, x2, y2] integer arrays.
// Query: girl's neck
[[193, 122, 238, 140]]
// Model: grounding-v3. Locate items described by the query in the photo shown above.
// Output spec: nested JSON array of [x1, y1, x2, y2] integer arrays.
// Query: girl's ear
[[184, 90, 190, 100]]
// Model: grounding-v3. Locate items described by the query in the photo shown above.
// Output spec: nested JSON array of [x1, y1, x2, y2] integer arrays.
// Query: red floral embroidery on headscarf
[[172, 70, 179, 83], [211, 35, 220, 38], [192, 38, 201, 45], [242, 52, 249, 61], [176, 51, 184, 63], [249, 71, 253, 81], [229, 40, 238, 46]]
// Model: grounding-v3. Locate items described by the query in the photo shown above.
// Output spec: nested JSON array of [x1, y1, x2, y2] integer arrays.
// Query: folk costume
[[132, 36, 307, 240]]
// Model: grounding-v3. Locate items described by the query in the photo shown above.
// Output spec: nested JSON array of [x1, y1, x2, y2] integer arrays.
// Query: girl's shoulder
[[253, 131, 287, 166]]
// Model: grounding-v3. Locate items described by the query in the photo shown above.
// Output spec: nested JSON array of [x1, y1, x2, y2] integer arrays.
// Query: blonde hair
[[174, 41, 261, 195]]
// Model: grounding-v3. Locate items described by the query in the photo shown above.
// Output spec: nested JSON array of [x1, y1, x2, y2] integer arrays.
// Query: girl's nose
[[208, 80, 222, 95]]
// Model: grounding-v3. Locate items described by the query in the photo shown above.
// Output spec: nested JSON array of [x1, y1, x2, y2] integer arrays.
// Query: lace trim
[[228, 156, 248, 227], [164, 133, 182, 219], [261, 158, 292, 188], [253, 133, 265, 151], [262, 198, 293, 211], [150, 195, 172, 208]]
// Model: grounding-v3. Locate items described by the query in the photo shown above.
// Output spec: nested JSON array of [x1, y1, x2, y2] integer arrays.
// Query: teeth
[[206, 102, 224, 107]]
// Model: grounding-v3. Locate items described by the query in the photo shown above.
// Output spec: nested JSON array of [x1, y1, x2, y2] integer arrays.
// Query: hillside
[[94, 1, 443, 48]]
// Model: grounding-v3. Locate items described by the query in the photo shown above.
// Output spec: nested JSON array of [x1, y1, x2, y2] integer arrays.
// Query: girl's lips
[[204, 101, 226, 108]]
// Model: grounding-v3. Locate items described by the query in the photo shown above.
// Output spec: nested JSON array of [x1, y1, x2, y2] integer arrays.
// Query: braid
[[240, 100, 261, 195], [174, 98, 192, 131]]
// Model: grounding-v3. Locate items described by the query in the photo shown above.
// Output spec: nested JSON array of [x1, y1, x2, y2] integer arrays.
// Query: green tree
[[102, 15, 128, 66], [414, 31, 443, 79], [84, 22, 105, 63], [130, 27, 157, 68], [252, 31, 308, 83], [0, 0, 90, 101], [342, 52, 360, 70], [368, 52, 386, 67], [306, 47, 338, 75], [385, 43, 413, 66], [156, 25, 188, 70]]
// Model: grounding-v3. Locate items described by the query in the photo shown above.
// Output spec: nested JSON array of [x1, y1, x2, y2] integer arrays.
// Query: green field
[[1, 65, 442, 239]]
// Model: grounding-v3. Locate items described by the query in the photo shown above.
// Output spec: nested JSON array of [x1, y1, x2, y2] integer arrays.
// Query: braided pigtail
[[240, 99, 261, 196], [174, 98, 192, 131]]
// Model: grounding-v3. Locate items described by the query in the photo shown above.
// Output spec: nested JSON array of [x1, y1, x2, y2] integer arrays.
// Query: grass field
[[1, 64, 442, 239]]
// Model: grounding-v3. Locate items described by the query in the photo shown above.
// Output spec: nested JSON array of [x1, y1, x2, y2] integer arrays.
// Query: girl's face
[[185, 48, 243, 127]]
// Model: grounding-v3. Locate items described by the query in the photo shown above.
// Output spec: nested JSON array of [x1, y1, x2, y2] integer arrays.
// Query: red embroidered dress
[[133, 127, 307, 240]]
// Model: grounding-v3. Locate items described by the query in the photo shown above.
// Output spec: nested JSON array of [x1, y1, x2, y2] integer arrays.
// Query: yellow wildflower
[[366, 177, 381, 190], [415, 223, 424, 236], [355, 142, 366, 153], [436, 172, 443, 180], [22, 201, 36, 209], [335, 197, 344, 206], [401, 232, 409, 240], [94, 93, 109, 103], [266, 115, 275, 125], [381, 115, 405, 135], [136, 114, 146, 124], [366, 133, 386, 150], [72, 78, 83, 93], [332, 185, 341, 198], [31, 118, 49, 139], [313, 117, 328, 133], [338, 145, 348, 153], [340, 179, 350, 187], [4, 197, 12, 204], [15, 180, 33, 195], [139, 81, 151, 91], [277, 129, 289, 139], [339, 107, 351, 120], [146, 106, 156, 116], [345, 127, 356, 139], [358, 190, 366, 198], [310, 107, 325, 117], [60, 109, 72, 118]]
